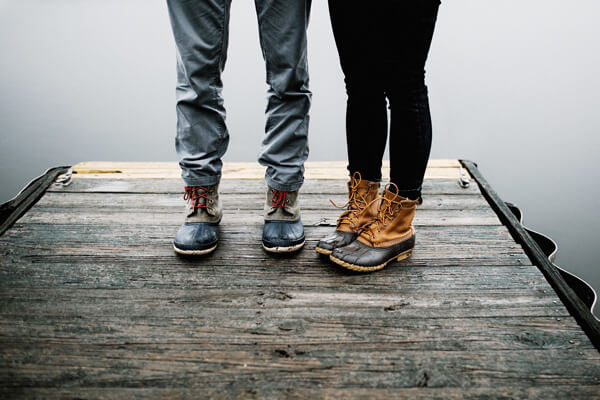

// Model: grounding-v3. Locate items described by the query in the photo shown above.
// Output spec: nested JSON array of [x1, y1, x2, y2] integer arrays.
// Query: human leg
[[254, 0, 312, 252], [328, 0, 387, 182], [384, 0, 440, 200], [167, 0, 232, 254], [328, 1, 441, 271], [167, 0, 232, 187], [317, 1, 387, 256], [255, 0, 312, 192]]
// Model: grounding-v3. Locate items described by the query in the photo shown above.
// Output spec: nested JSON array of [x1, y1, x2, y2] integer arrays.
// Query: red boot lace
[[270, 189, 290, 209], [184, 186, 213, 210]]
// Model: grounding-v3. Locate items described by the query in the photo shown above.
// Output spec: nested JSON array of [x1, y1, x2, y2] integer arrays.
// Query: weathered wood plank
[[0, 257, 544, 289], [48, 179, 480, 195], [16, 208, 502, 227], [0, 287, 565, 320], [0, 347, 598, 388], [70, 160, 468, 180], [0, 316, 594, 355], [6, 386, 600, 400], [2, 251, 530, 268], [0, 224, 529, 267], [73, 159, 463, 170], [35, 192, 491, 211], [0, 224, 519, 250], [2, 223, 518, 244], [0, 240, 529, 268], [72, 167, 465, 180]]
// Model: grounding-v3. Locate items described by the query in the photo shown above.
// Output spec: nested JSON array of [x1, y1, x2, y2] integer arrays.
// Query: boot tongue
[[337, 179, 380, 232], [347, 179, 379, 208]]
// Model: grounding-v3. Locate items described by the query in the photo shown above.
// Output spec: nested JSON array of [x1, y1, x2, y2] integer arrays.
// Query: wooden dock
[[0, 160, 599, 398]]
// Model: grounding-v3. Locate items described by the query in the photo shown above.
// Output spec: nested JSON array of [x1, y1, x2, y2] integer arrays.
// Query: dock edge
[[461, 159, 600, 352], [0, 166, 71, 236]]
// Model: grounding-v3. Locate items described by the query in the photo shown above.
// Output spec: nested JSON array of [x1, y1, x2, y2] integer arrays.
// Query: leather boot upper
[[357, 186, 422, 248], [335, 173, 380, 233]]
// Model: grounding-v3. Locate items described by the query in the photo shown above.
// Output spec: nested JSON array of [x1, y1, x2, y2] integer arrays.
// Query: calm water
[[1, 1, 599, 316]]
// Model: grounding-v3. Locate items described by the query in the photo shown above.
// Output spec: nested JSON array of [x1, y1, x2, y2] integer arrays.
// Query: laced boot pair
[[318, 174, 422, 272], [173, 184, 304, 255], [315, 172, 380, 255], [330, 184, 422, 272]]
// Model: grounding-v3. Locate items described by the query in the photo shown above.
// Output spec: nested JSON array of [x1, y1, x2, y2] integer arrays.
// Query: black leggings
[[329, 1, 440, 199]]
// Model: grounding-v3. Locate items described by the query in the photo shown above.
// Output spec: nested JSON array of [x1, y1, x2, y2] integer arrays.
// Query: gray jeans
[[167, 0, 312, 192]]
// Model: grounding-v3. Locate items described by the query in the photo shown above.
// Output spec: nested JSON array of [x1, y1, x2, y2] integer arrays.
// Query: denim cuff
[[265, 173, 304, 192], [181, 173, 221, 188]]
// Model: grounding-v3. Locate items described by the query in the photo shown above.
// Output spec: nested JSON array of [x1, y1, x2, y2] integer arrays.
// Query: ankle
[[387, 184, 421, 200]]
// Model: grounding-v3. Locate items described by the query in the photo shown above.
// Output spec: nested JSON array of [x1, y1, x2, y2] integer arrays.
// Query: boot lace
[[330, 172, 372, 229], [184, 186, 213, 210], [270, 189, 290, 209], [359, 183, 417, 243]]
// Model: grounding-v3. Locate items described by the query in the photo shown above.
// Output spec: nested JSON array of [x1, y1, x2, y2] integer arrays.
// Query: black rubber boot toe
[[262, 219, 305, 253], [173, 222, 219, 255], [315, 231, 357, 255]]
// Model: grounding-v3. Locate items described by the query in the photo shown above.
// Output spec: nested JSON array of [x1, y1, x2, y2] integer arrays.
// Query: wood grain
[[48, 178, 480, 195], [70, 160, 470, 181]]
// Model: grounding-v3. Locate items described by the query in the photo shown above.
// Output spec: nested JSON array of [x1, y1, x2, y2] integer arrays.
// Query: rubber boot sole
[[329, 249, 412, 272], [315, 246, 332, 256], [263, 240, 305, 253], [173, 243, 217, 256]]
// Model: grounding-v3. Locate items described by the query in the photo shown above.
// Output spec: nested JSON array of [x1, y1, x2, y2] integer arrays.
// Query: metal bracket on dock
[[458, 166, 470, 188], [312, 218, 333, 227], [54, 167, 73, 187]]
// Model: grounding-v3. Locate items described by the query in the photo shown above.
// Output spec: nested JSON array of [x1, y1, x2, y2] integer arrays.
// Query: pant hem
[[265, 173, 304, 192], [181, 174, 221, 187], [390, 185, 422, 200], [347, 166, 384, 183]]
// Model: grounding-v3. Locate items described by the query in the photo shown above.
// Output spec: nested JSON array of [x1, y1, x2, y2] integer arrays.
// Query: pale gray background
[[1, 0, 599, 314]]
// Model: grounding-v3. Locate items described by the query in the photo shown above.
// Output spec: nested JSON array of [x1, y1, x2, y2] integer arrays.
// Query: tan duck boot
[[329, 183, 422, 272], [315, 172, 380, 256]]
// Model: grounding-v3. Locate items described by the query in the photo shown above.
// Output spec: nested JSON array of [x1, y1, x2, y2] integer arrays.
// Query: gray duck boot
[[173, 185, 222, 255], [262, 187, 305, 253]]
